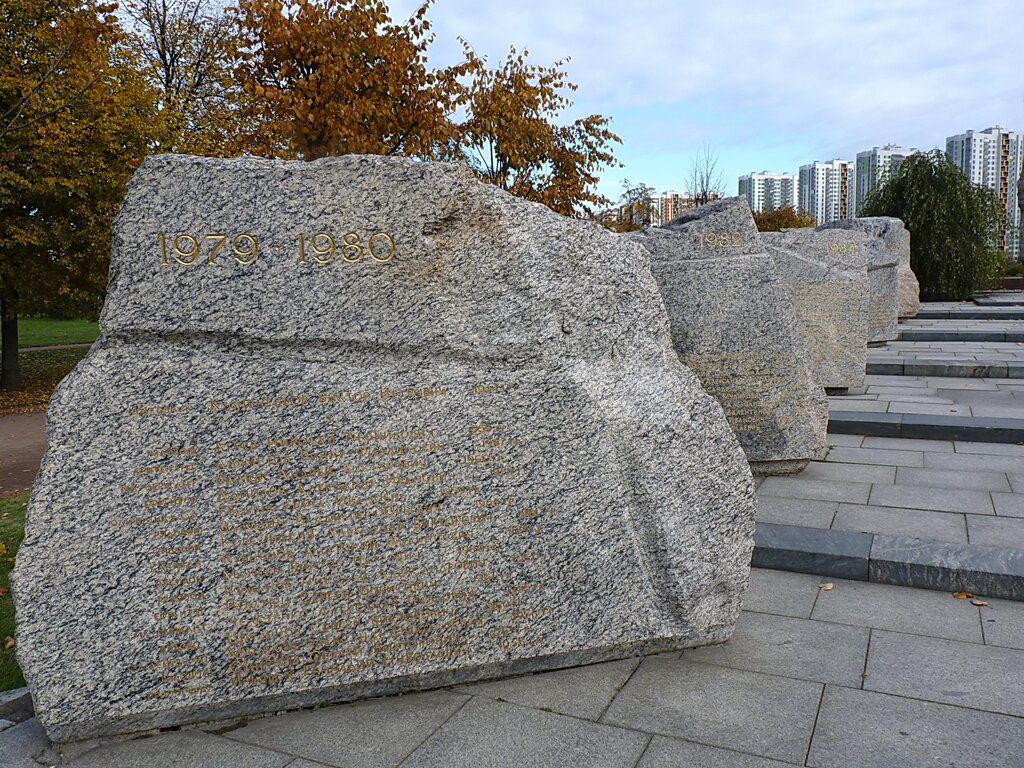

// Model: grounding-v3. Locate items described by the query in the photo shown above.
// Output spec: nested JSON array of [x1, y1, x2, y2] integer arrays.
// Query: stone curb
[[973, 294, 1024, 307], [865, 358, 1024, 378], [897, 329, 1024, 342], [827, 410, 1024, 442], [0, 687, 32, 721], [752, 522, 1024, 601], [914, 308, 1024, 320]]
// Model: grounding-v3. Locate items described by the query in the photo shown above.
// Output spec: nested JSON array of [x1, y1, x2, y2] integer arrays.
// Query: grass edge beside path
[[0, 491, 27, 692]]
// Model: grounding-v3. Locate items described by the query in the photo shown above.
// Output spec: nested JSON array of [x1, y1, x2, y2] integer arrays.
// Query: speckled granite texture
[[762, 228, 869, 389], [628, 198, 827, 475], [11, 155, 756, 742], [819, 217, 905, 335]]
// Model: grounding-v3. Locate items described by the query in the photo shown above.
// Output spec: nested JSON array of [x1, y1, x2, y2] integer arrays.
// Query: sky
[[385, 0, 1024, 203]]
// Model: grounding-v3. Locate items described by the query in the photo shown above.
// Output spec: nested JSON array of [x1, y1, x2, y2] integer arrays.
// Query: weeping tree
[[860, 150, 1004, 300]]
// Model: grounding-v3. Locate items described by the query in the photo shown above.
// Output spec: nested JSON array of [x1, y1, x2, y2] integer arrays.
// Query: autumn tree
[[457, 47, 620, 217], [753, 205, 816, 232], [0, 0, 156, 389], [861, 150, 1003, 300], [226, 0, 473, 159], [685, 143, 724, 207], [120, 0, 236, 154]]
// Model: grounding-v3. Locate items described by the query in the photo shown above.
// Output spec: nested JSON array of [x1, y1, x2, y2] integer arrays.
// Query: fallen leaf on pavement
[[818, 583, 834, 591], [971, 600, 989, 606], [3, 637, 14, 650], [953, 591, 974, 599]]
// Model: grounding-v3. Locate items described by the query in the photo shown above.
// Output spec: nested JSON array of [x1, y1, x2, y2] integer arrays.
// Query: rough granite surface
[[889, 220, 920, 318], [761, 228, 869, 389], [818, 217, 905, 336], [11, 155, 756, 743], [628, 198, 827, 474]]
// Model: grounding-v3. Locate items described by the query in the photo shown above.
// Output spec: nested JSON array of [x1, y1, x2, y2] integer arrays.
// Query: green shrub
[[861, 150, 1004, 300]]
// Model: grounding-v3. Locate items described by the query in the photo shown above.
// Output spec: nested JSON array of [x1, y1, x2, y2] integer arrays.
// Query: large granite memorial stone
[[890, 222, 920, 319], [12, 155, 756, 742], [762, 228, 870, 390], [819, 218, 905, 337], [629, 198, 828, 475]]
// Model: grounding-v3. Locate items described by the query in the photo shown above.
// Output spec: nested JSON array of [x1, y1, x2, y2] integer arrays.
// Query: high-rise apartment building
[[738, 172, 799, 213], [946, 126, 1022, 258], [798, 159, 854, 223], [855, 145, 917, 214]]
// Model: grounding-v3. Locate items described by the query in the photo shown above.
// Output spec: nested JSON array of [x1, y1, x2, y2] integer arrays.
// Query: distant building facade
[[946, 126, 1022, 258], [855, 144, 917, 214], [649, 191, 695, 224], [738, 172, 799, 213], [798, 159, 854, 223]]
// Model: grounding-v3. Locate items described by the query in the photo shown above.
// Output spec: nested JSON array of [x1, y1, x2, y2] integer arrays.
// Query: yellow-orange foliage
[[752, 205, 817, 232], [460, 46, 620, 217], [227, 0, 474, 159]]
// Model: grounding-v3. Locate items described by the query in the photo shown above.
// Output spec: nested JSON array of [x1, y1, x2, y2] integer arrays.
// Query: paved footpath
[[758, 431, 1024, 541], [4, 567, 1023, 767], [0, 412, 46, 496]]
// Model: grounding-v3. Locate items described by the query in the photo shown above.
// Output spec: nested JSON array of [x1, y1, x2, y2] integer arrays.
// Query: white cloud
[[386, 0, 1023, 193]]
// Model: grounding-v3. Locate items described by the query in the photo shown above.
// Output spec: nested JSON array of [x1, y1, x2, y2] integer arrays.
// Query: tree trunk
[[0, 296, 20, 391]]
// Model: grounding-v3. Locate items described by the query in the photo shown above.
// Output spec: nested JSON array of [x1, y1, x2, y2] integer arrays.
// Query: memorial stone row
[[12, 156, 918, 742]]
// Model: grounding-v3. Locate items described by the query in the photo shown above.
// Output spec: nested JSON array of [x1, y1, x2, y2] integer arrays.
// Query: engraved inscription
[[118, 379, 573, 704], [698, 232, 743, 248], [158, 232, 397, 266]]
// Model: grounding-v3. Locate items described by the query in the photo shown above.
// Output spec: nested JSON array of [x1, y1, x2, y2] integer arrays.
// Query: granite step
[[866, 358, 1024, 378], [973, 292, 1024, 306], [752, 521, 1024, 601], [897, 329, 1024, 343], [914, 307, 1024, 320], [827, 411, 1024, 443]]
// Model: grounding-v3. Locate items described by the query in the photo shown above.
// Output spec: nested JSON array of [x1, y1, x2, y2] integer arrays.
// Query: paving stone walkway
[[865, 314, 1024, 377], [4, 567, 1024, 767], [828, 374, 1024, 419], [757, 432, 1024, 544]]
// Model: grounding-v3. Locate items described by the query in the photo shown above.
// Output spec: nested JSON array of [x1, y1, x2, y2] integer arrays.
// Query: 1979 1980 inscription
[[158, 232, 397, 266]]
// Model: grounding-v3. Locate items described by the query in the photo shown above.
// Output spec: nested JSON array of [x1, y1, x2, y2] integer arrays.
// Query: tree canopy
[[458, 46, 619, 217], [860, 150, 1004, 300], [226, 0, 473, 159], [0, 0, 622, 389], [752, 205, 816, 232], [121, 0, 236, 154], [0, 0, 157, 389]]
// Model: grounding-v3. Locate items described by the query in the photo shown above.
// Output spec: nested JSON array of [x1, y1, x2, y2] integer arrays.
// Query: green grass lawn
[[0, 491, 27, 691], [16, 317, 99, 348], [0, 347, 90, 414]]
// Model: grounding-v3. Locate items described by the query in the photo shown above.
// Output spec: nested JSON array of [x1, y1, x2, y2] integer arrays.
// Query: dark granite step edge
[[827, 411, 1024, 442], [753, 522, 1024, 601], [915, 309, 1024, 320], [866, 359, 1024, 378], [898, 330, 1024, 342]]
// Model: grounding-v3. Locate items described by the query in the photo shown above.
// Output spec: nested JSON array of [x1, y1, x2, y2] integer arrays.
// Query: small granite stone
[[818, 217, 905, 338], [762, 227, 870, 389], [629, 198, 828, 475], [11, 154, 756, 742]]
